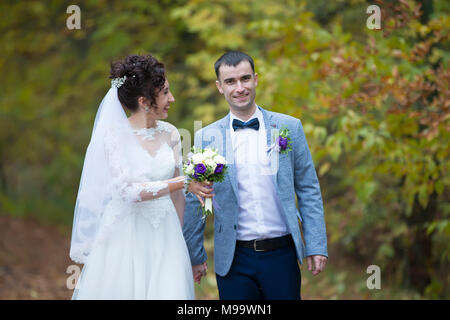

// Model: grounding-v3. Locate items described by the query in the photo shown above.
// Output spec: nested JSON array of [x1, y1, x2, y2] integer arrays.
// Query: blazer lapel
[[219, 114, 239, 202]]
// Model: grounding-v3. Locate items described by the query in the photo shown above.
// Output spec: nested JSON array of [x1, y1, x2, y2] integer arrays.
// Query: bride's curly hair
[[110, 54, 166, 112]]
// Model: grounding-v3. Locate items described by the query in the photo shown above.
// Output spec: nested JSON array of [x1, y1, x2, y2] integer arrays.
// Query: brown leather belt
[[236, 235, 294, 252]]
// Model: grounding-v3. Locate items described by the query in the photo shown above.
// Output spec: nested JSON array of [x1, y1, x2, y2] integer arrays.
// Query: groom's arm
[[183, 191, 208, 265], [292, 119, 328, 258], [182, 129, 208, 266]]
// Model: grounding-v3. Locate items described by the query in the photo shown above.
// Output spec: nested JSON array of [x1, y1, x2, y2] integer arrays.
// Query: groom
[[183, 50, 328, 300]]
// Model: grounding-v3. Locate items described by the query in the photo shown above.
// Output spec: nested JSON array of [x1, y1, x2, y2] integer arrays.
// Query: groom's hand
[[192, 262, 208, 284], [307, 255, 328, 276]]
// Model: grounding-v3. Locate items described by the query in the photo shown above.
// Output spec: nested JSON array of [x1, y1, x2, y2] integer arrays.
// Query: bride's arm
[[104, 128, 185, 203], [169, 127, 186, 225], [109, 156, 210, 205], [109, 165, 185, 203], [170, 167, 186, 226], [136, 176, 184, 201]]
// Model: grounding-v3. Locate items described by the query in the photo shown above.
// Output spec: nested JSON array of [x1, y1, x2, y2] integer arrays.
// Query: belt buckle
[[253, 240, 264, 252]]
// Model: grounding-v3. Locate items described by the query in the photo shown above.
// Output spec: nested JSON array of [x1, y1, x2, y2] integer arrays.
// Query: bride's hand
[[188, 181, 214, 206]]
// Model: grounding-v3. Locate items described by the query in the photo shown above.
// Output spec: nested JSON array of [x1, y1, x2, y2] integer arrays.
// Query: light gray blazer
[[183, 106, 327, 277]]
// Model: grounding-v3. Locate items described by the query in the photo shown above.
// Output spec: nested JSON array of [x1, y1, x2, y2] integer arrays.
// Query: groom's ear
[[215, 80, 224, 95]]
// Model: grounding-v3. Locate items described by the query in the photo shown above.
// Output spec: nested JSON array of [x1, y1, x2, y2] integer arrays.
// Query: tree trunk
[[403, 190, 438, 293], [0, 150, 7, 195]]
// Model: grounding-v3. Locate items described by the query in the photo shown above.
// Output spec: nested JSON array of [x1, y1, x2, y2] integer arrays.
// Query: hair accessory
[[111, 75, 127, 88]]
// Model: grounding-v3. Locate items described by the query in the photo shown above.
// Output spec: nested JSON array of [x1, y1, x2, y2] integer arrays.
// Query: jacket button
[[234, 225, 236, 230]]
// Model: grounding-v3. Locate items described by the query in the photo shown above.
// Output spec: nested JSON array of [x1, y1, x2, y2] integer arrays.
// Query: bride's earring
[[145, 106, 150, 113]]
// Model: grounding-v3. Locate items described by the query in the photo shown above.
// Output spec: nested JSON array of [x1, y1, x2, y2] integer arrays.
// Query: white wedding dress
[[72, 120, 195, 300]]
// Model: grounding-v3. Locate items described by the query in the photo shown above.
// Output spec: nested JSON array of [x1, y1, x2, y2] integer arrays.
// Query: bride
[[70, 54, 212, 299]]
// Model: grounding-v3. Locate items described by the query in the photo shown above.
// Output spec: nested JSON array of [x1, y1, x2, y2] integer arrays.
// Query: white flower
[[213, 155, 226, 164], [204, 158, 216, 170], [192, 153, 205, 164], [203, 149, 216, 159], [185, 163, 194, 175]]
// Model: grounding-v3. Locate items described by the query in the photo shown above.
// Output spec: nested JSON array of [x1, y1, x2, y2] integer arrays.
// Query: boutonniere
[[267, 126, 292, 156]]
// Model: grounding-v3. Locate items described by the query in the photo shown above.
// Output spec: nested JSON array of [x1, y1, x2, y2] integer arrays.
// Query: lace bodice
[[103, 120, 182, 202], [132, 121, 176, 182], [138, 142, 175, 181]]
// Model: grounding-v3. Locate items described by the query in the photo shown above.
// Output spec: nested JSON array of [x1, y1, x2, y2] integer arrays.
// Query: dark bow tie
[[232, 118, 260, 131]]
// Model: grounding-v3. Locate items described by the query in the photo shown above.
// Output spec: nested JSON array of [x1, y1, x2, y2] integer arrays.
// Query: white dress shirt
[[229, 107, 289, 241]]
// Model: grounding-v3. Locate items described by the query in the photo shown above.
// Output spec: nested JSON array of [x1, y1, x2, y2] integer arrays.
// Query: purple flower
[[214, 163, 224, 174], [194, 163, 206, 175], [277, 136, 288, 151]]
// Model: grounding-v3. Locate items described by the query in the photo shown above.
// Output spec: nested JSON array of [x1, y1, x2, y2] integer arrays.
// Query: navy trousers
[[215, 244, 301, 300]]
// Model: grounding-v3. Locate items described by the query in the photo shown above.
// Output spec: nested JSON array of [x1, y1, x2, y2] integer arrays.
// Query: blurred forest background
[[0, 0, 448, 299]]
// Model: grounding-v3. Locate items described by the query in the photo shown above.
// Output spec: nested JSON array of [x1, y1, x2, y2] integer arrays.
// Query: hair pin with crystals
[[111, 75, 127, 88]]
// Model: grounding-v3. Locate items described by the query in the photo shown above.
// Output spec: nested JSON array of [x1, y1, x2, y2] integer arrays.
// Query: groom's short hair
[[214, 51, 255, 79]]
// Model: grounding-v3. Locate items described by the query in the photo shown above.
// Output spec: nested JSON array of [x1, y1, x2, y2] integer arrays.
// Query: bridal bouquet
[[183, 147, 228, 218]]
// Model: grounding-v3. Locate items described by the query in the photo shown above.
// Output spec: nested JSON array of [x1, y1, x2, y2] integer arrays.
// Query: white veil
[[70, 87, 166, 264]]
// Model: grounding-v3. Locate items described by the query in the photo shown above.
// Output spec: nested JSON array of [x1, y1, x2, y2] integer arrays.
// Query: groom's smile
[[234, 92, 250, 102]]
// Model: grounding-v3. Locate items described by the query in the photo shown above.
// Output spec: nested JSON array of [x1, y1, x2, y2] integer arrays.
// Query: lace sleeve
[[169, 127, 186, 225], [104, 129, 172, 203]]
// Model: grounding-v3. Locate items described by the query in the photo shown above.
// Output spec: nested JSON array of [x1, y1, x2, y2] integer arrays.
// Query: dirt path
[[0, 214, 78, 299]]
